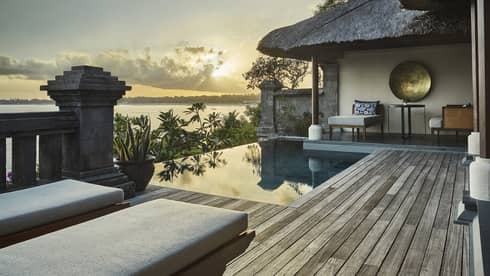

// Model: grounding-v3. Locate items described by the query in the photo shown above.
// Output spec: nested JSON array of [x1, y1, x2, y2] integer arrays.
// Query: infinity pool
[[152, 140, 367, 205]]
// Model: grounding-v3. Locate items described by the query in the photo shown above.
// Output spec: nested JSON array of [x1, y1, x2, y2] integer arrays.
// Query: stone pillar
[[257, 80, 282, 138], [41, 66, 135, 197]]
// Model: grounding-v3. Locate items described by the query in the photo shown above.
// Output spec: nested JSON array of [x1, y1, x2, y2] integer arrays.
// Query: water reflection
[[242, 144, 261, 176], [159, 151, 227, 181], [154, 140, 366, 205]]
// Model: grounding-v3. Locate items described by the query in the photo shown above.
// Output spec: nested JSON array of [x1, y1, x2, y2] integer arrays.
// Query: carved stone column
[[257, 80, 282, 138], [41, 66, 135, 197]]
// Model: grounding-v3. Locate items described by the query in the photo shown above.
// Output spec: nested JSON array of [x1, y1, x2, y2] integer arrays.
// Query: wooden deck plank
[[242, 151, 414, 275], [255, 174, 386, 276], [335, 152, 438, 274], [127, 187, 180, 205], [398, 153, 453, 275], [360, 152, 443, 275], [276, 152, 418, 275], [315, 151, 432, 275], [130, 149, 468, 276], [226, 151, 401, 275], [375, 153, 447, 275], [292, 149, 384, 207], [419, 154, 458, 276], [248, 205, 287, 229], [441, 154, 466, 276], [462, 227, 470, 276]]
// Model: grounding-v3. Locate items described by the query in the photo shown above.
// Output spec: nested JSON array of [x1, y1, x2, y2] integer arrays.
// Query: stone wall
[[258, 64, 339, 138]]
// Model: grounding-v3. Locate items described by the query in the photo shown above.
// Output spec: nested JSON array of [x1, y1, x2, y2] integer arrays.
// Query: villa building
[[257, 0, 471, 139]]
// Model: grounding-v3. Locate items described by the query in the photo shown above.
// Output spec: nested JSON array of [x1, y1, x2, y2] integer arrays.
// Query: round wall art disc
[[389, 61, 432, 102]]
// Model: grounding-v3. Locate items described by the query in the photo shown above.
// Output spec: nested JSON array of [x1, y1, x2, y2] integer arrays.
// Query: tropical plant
[[139, 103, 259, 164], [113, 114, 152, 162], [243, 56, 309, 90], [244, 105, 261, 128], [315, 0, 349, 14]]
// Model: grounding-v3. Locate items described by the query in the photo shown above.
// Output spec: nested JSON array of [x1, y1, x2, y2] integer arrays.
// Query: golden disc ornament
[[389, 61, 432, 102]]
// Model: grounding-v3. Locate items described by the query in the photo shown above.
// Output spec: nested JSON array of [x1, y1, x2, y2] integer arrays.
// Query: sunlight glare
[[212, 63, 233, 78]]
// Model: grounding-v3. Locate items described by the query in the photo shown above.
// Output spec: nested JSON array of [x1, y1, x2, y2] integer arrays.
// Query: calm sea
[[1, 104, 250, 171]]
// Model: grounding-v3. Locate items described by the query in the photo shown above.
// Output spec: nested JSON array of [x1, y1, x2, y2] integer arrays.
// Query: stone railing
[[0, 111, 78, 190], [0, 66, 136, 197]]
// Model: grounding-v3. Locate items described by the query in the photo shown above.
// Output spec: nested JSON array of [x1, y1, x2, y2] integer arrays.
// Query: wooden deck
[[130, 149, 469, 275]]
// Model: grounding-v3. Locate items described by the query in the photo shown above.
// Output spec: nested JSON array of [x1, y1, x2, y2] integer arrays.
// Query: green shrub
[[113, 114, 152, 162]]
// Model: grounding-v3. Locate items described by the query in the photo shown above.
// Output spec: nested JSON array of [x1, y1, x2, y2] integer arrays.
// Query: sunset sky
[[0, 0, 318, 99]]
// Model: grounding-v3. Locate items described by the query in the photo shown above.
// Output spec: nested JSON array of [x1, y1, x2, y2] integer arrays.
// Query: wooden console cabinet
[[443, 105, 473, 130]]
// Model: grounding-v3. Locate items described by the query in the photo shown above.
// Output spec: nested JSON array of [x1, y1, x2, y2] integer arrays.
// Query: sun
[[212, 63, 233, 78]]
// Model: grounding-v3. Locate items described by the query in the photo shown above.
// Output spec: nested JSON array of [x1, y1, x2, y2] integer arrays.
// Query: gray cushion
[[430, 117, 443, 128], [0, 199, 248, 276], [328, 115, 382, 127], [0, 179, 124, 236]]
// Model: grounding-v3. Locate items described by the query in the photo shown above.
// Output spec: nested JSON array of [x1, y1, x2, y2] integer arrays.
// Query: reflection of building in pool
[[256, 140, 366, 192]]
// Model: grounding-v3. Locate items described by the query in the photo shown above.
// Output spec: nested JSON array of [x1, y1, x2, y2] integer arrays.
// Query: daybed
[[0, 199, 254, 276], [328, 102, 385, 140], [0, 179, 127, 248]]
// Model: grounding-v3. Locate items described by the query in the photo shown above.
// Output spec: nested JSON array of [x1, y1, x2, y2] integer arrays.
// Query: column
[[41, 66, 136, 197], [469, 1, 490, 274], [469, 1, 481, 156], [309, 56, 322, 140], [257, 80, 282, 138]]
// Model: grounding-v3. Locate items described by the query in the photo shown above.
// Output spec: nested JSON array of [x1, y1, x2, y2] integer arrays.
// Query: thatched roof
[[258, 0, 470, 60]]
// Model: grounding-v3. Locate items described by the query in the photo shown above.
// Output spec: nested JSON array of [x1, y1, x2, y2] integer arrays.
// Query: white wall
[[338, 44, 473, 134]]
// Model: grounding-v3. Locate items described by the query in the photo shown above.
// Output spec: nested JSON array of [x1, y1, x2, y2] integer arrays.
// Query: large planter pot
[[116, 156, 155, 193]]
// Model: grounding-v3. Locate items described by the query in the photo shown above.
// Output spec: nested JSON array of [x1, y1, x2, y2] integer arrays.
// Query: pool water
[[152, 140, 367, 205]]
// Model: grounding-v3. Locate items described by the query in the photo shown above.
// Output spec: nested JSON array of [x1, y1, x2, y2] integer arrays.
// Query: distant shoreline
[[0, 94, 259, 105]]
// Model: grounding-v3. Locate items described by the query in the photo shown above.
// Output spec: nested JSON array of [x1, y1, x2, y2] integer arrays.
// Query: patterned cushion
[[354, 100, 379, 115]]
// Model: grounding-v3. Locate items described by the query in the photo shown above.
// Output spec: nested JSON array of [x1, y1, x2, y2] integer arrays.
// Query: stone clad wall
[[258, 63, 339, 138]]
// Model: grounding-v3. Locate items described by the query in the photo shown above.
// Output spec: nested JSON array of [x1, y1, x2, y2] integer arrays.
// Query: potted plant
[[114, 114, 155, 192]]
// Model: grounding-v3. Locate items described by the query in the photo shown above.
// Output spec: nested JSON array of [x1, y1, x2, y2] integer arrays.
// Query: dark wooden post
[[472, 2, 480, 131], [478, 0, 490, 158], [0, 138, 6, 190], [309, 56, 322, 140], [312, 56, 320, 125], [41, 66, 135, 197], [469, 2, 490, 275]]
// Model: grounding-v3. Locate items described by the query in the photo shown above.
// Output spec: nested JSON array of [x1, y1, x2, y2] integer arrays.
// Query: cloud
[[0, 47, 246, 93], [0, 56, 57, 79]]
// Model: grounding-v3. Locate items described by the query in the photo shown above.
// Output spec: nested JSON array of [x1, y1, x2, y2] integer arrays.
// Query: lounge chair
[[0, 179, 127, 248], [328, 102, 384, 140], [0, 199, 254, 276]]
